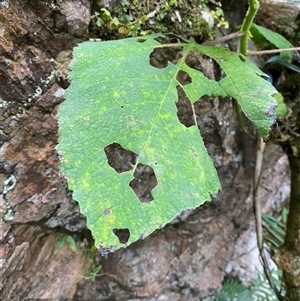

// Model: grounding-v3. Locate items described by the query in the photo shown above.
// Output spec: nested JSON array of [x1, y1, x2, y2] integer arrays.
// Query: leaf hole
[[129, 163, 158, 203], [113, 228, 130, 244], [104, 143, 138, 173], [137, 38, 147, 43], [149, 36, 183, 69], [176, 70, 192, 86], [176, 87, 213, 129], [175, 86, 195, 127], [55, 76, 70, 89], [238, 54, 246, 62], [185, 51, 216, 80]]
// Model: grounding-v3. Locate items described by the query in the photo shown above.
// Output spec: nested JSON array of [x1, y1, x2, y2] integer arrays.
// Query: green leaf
[[273, 93, 287, 118], [250, 24, 293, 60], [66, 235, 77, 252], [54, 235, 66, 254], [184, 44, 278, 139], [85, 249, 94, 261], [101, 8, 111, 21], [251, 268, 283, 300], [92, 265, 102, 275], [262, 213, 286, 247], [215, 278, 252, 301], [281, 207, 288, 224], [265, 55, 300, 73], [86, 265, 102, 282], [58, 35, 278, 252], [58, 35, 220, 251], [111, 17, 119, 28]]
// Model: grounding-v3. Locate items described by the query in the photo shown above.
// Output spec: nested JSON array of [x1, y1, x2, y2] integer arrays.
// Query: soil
[[0, 0, 293, 300]]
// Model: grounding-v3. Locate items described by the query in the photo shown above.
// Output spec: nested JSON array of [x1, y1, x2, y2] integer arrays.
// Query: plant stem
[[239, 2, 286, 299], [234, 103, 255, 140], [248, 47, 300, 55], [253, 138, 285, 301], [239, 0, 260, 55], [203, 31, 244, 46], [235, 0, 261, 139]]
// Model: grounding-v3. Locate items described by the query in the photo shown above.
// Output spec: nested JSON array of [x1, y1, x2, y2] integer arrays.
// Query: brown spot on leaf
[[103, 208, 110, 216], [190, 147, 198, 158]]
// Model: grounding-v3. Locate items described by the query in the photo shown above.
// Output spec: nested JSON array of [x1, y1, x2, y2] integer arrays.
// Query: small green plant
[[54, 234, 77, 254], [262, 210, 287, 249], [210, 209, 287, 301], [91, 9, 112, 28], [206, 2, 229, 29], [91, 7, 149, 37], [212, 278, 252, 301], [90, 0, 228, 38], [85, 246, 102, 282], [85, 264, 102, 282], [209, 269, 283, 301]]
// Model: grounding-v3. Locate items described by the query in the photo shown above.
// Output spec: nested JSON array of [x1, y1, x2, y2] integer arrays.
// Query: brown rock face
[[0, 1, 290, 300], [1, 1, 91, 300]]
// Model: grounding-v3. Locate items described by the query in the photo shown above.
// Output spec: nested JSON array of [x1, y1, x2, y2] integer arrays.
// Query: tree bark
[[279, 156, 300, 301], [272, 73, 300, 301]]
